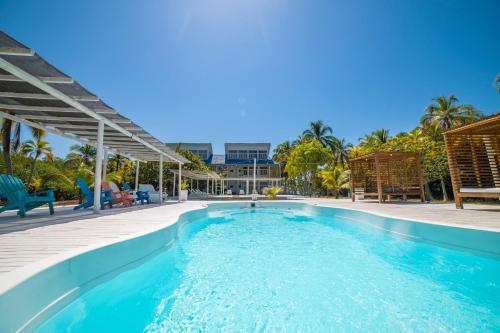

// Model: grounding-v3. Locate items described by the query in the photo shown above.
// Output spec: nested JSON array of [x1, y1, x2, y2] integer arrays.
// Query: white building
[[166, 142, 282, 194]]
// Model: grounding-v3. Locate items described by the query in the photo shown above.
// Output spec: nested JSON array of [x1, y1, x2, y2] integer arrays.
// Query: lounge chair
[[0, 174, 55, 217], [239, 189, 245, 195], [74, 178, 113, 210], [226, 189, 232, 195], [139, 184, 167, 203], [102, 181, 134, 207], [122, 182, 150, 205]]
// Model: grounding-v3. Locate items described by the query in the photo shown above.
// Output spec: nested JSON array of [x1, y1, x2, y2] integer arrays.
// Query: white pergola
[[169, 169, 222, 196], [0, 31, 189, 211]]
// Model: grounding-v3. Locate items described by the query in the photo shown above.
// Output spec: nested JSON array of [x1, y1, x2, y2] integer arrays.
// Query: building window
[[243, 167, 248, 176], [228, 150, 238, 159], [260, 167, 268, 176], [238, 150, 248, 159], [258, 150, 268, 160], [197, 150, 208, 160], [249, 150, 257, 159]]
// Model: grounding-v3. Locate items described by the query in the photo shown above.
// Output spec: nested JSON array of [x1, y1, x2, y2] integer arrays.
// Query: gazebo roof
[[444, 113, 500, 135], [349, 151, 419, 162], [0, 31, 188, 163]]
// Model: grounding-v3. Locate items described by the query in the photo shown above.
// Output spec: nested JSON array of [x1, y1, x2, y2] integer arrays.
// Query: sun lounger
[[139, 184, 167, 203]]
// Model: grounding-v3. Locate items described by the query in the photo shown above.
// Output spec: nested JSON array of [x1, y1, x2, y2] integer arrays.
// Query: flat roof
[[0, 31, 188, 163], [444, 113, 500, 135]]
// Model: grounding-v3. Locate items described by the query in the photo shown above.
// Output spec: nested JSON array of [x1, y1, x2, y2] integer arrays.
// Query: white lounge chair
[[138, 184, 167, 203], [239, 189, 245, 195]]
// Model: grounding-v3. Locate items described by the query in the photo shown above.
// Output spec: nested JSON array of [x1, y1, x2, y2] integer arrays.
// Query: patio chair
[[139, 184, 167, 203], [102, 181, 134, 207], [0, 174, 55, 217], [74, 178, 113, 210], [122, 182, 150, 205]]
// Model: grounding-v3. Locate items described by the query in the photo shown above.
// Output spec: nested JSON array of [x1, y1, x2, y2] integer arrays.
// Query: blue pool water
[[36, 208, 500, 332]]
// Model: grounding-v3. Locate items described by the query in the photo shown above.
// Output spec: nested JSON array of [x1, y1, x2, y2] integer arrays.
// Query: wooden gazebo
[[444, 114, 500, 209], [349, 152, 425, 203]]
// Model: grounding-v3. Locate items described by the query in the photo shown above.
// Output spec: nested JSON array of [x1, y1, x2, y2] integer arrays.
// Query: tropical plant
[[284, 140, 331, 195], [328, 137, 352, 167], [319, 167, 350, 198], [302, 120, 335, 147], [181, 179, 189, 190], [264, 186, 283, 199], [421, 95, 482, 132], [21, 136, 54, 187], [66, 144, 96, 168]]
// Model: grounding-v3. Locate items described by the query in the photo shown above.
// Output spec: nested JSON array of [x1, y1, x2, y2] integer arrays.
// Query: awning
[[0, 31, 188, 163]]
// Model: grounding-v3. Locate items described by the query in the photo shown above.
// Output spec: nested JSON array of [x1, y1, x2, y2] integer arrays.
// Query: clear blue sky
[[1, 0, 499, 156]]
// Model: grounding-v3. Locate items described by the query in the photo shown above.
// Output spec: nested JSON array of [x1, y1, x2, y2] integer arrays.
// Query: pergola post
[[173, 173, 176, 198], [444, 134, 463, 209], [221, 179, 224, 196], [93, 120, 104, 213], [374, 156, 383, 204], [415, 154, 425, 202], [178, 162, 182, 202], [159, 154, 163, 205], [102, 150, 108, 181], [134, 160, 140, 191], [207, 177, 210, 193], [253, 158, 257, 194], [246, 179, 249, 195]]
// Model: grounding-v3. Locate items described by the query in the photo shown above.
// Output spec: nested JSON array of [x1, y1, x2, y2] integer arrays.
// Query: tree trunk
[[2, 119, 13, 175], [440, 177, 448, 201], [425, 182, 434, 201], [27, 154, 39, 187]]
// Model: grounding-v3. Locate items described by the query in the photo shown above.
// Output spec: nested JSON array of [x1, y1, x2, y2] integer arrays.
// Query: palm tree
[[273, 141, 294, 193], [21, 139, 54, 186], [328, 137, 353, 167], [421, 95, 482, 132], [66, 144, 96, 168], [319, 167, 349, 198], [109, 154, 126, 172], [359, 129, 390, 148], [302, 120, 335, 147], [1, 118, 22, 175], [495, 74, 500, 93]]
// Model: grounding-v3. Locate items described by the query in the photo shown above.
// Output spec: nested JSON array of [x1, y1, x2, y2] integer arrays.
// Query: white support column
[[102, 150, 108, 181], [197, 179, 199, 190], [190, 178, 193, 189], [253, 158, 257, 194], [246, 179, 249, 195], [134, 160, 140, 191], [178, 162, 182, 202], [221, 179, 224, 196], [93, 120, 104, 213], [207, 177, 210, 194], [173, 173, 176, 197], [159, 155, 163, 205]]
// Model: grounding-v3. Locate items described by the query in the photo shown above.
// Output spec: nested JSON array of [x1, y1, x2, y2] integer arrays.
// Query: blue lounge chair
[[74, 178, 113, 210], [122, 182, 150, 205], [0, 174, 55, 217]]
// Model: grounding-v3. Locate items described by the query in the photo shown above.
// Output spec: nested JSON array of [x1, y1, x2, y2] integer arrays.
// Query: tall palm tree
[[109, 154, 126, 172], [328, 137, 352, 167], [421, 95, 482, 132], [21, 139, 54, 186], [302, 120, 335, 147], [272, 141, 293, 164]]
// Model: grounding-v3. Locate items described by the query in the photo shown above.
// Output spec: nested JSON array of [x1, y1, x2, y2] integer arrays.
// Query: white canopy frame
[[0, 31, 189, 212], [169, 169, 222, 197]]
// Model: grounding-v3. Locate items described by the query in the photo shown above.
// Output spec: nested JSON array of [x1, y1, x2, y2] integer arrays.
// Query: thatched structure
[[444, 114, 500, 209], [349, 152, 425, 203]]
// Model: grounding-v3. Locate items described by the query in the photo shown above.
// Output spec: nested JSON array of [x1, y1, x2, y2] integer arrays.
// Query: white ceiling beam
[[0, 103, 116, 114], [0, 57, 184, 164], [0, 91, 99, 102], [17, 115, 131, 123], [0, 47, 35, 56], [0, 74, 74, 84]]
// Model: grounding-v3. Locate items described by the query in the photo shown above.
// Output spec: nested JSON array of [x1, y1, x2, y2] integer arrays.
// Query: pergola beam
[[0, 74, 74, 84], [0, 92, 99, 102], [0, 103, 115, 114], [0, 46, 34, 56], [15, 115, 131, 123]]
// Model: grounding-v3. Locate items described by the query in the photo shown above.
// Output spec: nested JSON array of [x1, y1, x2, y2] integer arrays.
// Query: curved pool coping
[[0, 201, 499, 332]]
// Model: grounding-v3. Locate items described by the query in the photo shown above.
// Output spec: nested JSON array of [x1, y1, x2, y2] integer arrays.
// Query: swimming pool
[[31, 204, 500, 332]]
